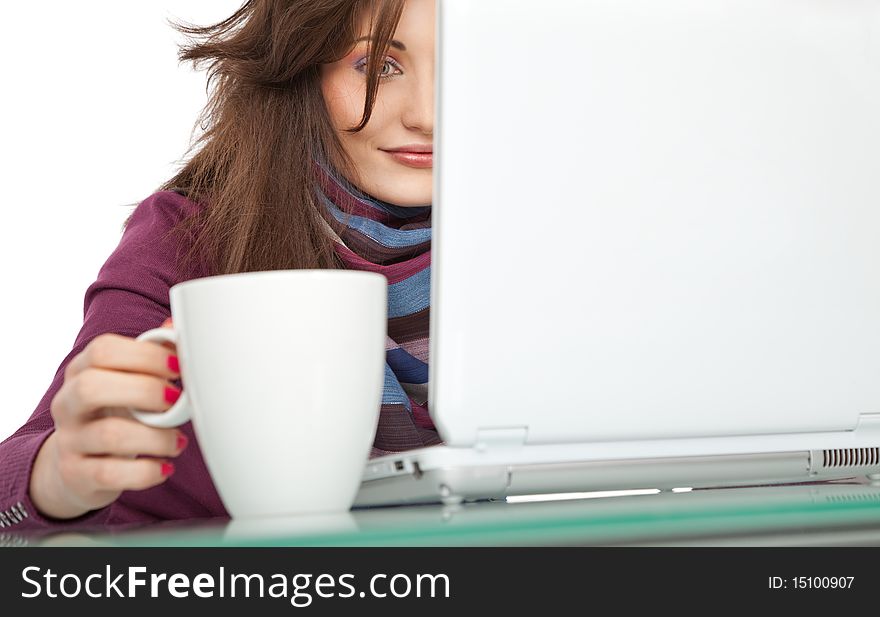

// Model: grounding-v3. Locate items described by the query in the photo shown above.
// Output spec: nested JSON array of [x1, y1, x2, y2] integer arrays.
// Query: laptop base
[[355, 448, 880, 507]]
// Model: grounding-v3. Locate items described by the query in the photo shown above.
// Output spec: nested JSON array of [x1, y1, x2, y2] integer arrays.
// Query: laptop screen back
[[430, 0, 880, 446]]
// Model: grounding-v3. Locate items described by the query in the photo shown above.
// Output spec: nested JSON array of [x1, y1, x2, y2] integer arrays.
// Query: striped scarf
[[314, 164, 442, 455]]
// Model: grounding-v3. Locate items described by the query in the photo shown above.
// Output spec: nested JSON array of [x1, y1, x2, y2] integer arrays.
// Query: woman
[[0, 0, 439, 531]]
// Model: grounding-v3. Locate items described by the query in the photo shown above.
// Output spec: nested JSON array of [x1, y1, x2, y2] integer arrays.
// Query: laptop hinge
[[856, 413, 880, 430], [475, 426, 528, 452]]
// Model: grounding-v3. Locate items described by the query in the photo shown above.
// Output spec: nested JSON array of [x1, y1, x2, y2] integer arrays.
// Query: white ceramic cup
[[127, 270, 387, 519]]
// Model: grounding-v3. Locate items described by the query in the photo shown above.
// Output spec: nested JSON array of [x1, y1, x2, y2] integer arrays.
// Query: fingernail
[[164, 387, 181, 404], [177, 433, 188, 450], [167, 355, 180, 373], [161, 462, 175, 477]]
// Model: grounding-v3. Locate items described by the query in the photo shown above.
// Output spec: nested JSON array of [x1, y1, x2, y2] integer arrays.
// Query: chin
[[373, 180, 432, 208], [387, 196, 432, 208]]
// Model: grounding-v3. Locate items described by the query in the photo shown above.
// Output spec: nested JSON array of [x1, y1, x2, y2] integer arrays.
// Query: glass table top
[[18, 478, 880, 547]]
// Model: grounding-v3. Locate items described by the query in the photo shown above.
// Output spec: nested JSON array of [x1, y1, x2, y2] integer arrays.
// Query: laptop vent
[[821, 448, 880, 469], [825, 493, 880, 505]]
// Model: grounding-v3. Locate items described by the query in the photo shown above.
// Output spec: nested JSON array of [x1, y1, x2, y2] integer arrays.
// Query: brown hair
[[159, 0, 406, 275]]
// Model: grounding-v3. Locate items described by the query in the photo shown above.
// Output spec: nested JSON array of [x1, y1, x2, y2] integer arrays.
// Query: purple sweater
[[0, 191, 237, 533]]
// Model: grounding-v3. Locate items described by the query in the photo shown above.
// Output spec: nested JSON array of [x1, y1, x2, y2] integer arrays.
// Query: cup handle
[[128, 327, 191, 428]]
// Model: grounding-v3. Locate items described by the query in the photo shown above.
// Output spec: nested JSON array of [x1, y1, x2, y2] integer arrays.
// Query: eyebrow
[[353, 36, 407, 51]]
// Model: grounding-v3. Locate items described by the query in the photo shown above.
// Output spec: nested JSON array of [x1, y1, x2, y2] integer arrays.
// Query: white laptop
[[355, 0, 880, 507]]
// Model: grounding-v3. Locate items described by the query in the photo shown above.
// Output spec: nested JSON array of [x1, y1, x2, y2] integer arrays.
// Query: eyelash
[[353, 56, 403, 80]]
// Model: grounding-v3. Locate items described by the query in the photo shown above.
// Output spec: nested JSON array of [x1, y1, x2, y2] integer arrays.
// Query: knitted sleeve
[[0, 191, 203, 536]]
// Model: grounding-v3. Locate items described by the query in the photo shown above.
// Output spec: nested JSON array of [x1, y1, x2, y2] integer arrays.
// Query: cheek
[[321, 68, 386, 161], [337, 132, 369, 164], [323, 93, 356, 132], [321, 65, 376, 134]]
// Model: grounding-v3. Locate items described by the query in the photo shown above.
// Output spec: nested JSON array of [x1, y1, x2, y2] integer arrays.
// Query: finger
[[159, 317, 180, 352], [158, 318, 176, 350], [75, 417, 188, 457], [80, 456, 175, 493], [55, 368, 181, 424], [65, 333, 179, 381]]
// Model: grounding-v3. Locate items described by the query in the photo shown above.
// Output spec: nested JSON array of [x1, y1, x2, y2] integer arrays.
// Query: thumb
[[161, 317, 174, 328]]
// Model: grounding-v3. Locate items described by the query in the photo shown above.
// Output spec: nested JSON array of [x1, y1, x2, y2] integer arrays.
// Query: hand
[[29, 319, 187, 520]]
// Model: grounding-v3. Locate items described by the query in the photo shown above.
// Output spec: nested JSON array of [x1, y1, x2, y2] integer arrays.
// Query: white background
[[0, 2, 242, 440]]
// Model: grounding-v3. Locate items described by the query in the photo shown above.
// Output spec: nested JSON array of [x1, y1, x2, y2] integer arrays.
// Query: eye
[[354, 56, 403, 79]]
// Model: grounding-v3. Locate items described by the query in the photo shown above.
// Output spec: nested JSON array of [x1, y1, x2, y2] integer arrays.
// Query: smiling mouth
[[382, 150, 433, 169]]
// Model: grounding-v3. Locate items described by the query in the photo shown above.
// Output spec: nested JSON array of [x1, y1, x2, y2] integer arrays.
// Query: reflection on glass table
[[9, 477, 880, 547]]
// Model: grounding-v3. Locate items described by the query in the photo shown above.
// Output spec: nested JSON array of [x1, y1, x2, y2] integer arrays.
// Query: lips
[[382, 146, 433, 169]]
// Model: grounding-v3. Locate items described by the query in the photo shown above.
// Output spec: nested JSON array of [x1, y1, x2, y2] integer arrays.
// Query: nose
[[401, 74, 434, 135]]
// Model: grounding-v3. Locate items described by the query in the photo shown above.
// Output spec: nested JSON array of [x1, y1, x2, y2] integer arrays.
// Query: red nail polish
[[177, 433, 188, 450], [168, 355, 180, 373], [164, 387, 181, 404], [161, 462, 175, 477]]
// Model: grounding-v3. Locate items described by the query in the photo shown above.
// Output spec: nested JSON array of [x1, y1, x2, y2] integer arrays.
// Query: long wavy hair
[[158, 0, 406, 275]]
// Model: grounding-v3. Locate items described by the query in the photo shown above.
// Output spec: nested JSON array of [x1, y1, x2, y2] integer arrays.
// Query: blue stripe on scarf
[[388, 267, 431, 318], [317, 162, 432, 433], [320, 194, 432, 249], [386, 347, 429, 383], [382, 364, 412, 412]]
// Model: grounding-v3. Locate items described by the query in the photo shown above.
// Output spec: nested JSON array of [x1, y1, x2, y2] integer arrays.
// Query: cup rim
[[171, 269, 386, 295]]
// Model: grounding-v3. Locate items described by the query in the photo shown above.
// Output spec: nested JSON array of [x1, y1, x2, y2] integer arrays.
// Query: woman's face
[[321, 0, 434, 207]]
